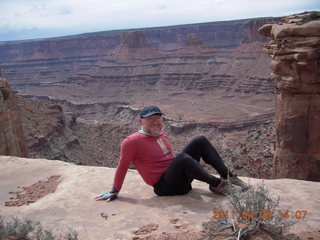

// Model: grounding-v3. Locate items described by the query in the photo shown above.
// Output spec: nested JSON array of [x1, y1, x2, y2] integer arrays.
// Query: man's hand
[[95, 187, 118, 201]]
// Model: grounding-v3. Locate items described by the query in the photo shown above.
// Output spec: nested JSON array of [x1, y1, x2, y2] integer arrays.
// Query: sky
[[0, 0, 319, 42]]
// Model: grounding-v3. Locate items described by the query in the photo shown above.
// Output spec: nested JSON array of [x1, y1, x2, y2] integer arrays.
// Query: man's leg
[[154, 153, 221, 196], [181, 136, 251, 192], [182, 136, 231, 179]]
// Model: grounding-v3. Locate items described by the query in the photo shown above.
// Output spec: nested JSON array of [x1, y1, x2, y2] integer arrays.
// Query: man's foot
[[229, 175, 251, 191], [209, 179, 242, 196]]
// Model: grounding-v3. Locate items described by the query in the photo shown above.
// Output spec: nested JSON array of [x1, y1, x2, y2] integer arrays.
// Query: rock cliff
[[13, 94, 131, 166], [259, 12, 320, 181], [0, 78, 119, 166], [16, 95, 82, 162], [0, 17, 277, 90], [0, 77, 28, 157]]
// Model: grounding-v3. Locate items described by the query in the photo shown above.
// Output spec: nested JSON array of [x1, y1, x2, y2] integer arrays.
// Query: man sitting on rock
[[95, 105, 250, 201]]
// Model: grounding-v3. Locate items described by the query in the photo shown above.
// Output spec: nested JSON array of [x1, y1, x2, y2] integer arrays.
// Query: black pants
[[153, 136, 231, 196]]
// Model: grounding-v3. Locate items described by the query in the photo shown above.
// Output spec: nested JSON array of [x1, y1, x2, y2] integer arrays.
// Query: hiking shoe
[[229, 175, 251, 191], [209, 179, 242, 196]]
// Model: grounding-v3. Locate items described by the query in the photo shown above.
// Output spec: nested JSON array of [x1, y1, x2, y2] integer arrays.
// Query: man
[[95, 105, 249, 201]]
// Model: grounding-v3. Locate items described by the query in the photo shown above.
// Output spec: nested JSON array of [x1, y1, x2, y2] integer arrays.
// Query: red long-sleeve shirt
[[113, 131, 175, 191]]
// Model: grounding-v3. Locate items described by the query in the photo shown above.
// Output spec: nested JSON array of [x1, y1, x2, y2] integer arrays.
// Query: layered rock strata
[[23, 30, 274, 125], [0, 77, 28, 156], [0, 17, 277, 91], [0, 18, 277, 128], [259, 12, 320, 181]]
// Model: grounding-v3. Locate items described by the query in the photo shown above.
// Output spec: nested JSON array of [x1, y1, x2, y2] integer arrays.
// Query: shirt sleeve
[[113, 137, 136, 192]]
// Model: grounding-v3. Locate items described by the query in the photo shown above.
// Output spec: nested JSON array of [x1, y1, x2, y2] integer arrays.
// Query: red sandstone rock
[[259, 12, 320, 181], [0, 78, 28, 157]]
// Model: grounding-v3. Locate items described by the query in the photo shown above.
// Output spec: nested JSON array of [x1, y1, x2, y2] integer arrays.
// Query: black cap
[[140, 105, 163, 118]]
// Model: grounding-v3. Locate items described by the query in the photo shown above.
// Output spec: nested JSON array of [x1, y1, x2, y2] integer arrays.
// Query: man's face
[[139, 114, 163, 136]]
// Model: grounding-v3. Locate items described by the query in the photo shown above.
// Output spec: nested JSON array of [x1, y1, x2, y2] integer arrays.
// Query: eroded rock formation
[[259, 12, 320, 181], [17, 96, 136, 166], [110, 31, 162, 60], [0, 77, 28, 156], [17, 96, 81, 162]]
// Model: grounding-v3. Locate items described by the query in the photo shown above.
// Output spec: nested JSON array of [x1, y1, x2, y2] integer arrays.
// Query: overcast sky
[[0, 0, 319, 41]]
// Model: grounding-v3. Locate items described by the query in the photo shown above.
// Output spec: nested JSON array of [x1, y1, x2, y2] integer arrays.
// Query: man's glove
[[95, 187, 118, 201]]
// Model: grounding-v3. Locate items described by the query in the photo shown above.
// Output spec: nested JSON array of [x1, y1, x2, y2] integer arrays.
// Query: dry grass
[[201, 182, 297, 240], [0, 216, 78, 240]]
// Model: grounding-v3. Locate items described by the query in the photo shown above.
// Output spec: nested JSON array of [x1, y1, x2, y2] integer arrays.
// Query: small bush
[[0, 216, 78, 240], [201, 182, 297, 240], [297, 11, 319, 25], [228, 184, 297, 235]]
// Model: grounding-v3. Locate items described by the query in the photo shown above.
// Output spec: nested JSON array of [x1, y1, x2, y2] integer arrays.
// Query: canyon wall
[[16, 30, 275, 126], [0, 77, 28, 157], [0, 17, 279, 127], [0, 17, 276, 89], [259, 12, 320, 181]]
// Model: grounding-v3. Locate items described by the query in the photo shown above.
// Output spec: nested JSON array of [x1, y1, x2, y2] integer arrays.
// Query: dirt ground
[[5, 175, 61, 207]]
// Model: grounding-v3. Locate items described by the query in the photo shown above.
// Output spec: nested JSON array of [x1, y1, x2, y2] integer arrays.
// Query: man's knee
[[175, 152, 191, 162], [175, 153, 199, 167], [192, 135, 209, 145]]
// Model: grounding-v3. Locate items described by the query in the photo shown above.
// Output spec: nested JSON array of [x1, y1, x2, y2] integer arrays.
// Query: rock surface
[[0, 156, 319, 239], [259, 12, 320, 181], [0, 78, 28, 157]]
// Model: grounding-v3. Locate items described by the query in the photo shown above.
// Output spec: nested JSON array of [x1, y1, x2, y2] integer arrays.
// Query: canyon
[[2, 14, 318, 181], [0, 16, 282, 178], [0, 17, 276, 125]]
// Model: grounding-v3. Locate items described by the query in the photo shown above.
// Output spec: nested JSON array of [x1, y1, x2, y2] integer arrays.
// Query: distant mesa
[[110, 31, 162, 61], [176, 34, 216, 54], [122, 31, 151, 49]]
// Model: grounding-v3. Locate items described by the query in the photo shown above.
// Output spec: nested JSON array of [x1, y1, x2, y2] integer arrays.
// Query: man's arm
[[95, 137, 135, 201]]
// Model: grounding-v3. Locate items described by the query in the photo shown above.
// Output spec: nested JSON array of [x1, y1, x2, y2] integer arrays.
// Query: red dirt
[[5, 175, 61, 207]]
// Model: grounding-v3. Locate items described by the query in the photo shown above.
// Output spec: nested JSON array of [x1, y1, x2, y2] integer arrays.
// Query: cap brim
[[141, 112, 163, 118]]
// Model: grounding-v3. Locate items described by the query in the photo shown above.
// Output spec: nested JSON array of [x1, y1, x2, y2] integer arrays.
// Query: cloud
[[0, 0, 319, 41]]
